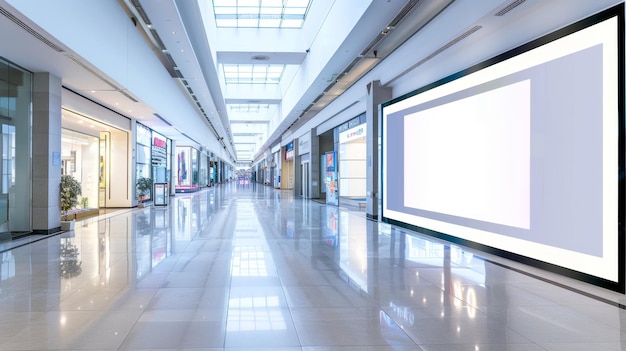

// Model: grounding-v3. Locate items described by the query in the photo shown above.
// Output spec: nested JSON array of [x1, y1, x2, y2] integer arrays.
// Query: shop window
[[1, 124, 14, 194]]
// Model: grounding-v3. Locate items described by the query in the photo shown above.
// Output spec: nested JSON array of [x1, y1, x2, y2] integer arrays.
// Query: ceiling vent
[[495, 0, 526, 17], [0, 6, 65, 53], [153, 113, 172, 126], [389, 25, 482, 84], [359, 0, 422, 56], [251, 55, 270, 61], [130, 0, 151, 25]]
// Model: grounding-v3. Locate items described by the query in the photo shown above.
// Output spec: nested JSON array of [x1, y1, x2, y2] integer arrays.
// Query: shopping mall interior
[[0, 0, 624, 349]]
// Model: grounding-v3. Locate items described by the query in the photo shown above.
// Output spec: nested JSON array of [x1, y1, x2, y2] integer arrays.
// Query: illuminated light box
[[382, 4, 624, 292]]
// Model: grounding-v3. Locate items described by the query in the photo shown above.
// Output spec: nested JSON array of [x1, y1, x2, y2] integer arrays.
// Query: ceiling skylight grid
[[229, 104, 271, 112], [213, 0, 312, 28], [223, 64, 285, 84]]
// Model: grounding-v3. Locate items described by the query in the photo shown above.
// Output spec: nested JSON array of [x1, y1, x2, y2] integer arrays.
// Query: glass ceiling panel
[[263, 0, 282, 6], [260, 7, 282, 15], [229, 104, 270, 112], [286, 0, 310, 6], [214, 6, 235, 14], [212, 0, 312, 28], [281, 19, 303, 28], [238, 0, 258, 6], [223, 64, 285, 84], [217, 19, 237, 26], [259, 19, 281, 27]]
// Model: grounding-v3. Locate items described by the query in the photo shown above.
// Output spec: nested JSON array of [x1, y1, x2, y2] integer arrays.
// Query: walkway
[[0, 183, 624, 350]]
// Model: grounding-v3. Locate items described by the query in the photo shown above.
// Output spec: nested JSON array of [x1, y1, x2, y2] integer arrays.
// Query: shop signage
[[339, 124, 366, 143], [153, 137, 166, 149], [152, 137, 167, 159], [271, 143, 281, 154], [285, 141, 295, 160], [152, 137, 167, 166], [298, 132, 311, 155]]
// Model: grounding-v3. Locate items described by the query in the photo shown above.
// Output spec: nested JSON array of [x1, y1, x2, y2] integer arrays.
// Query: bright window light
[[223, 64, 285, 84], [212, 0, 312, 28]]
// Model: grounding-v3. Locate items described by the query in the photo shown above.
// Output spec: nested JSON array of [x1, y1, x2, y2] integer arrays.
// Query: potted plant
[[136, 177, 152, 208], [60, 174, 82, 231]]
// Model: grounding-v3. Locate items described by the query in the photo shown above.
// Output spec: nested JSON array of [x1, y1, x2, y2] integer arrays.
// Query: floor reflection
[[0, 183, 622, 349]]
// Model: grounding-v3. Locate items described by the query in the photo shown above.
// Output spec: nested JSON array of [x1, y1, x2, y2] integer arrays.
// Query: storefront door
[[301, 162, 309, 198]]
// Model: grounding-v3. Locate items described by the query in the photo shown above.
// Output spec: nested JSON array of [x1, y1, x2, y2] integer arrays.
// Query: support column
[[366, 80, 391, 220], [32, 72, 62, 233]]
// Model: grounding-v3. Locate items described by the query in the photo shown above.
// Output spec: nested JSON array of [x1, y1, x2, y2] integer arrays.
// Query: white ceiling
[[0, 0, 621, 165], [131, 0, 451, 162]]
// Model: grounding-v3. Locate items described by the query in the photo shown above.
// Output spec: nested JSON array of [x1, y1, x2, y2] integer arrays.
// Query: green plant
[[60, 175, 82, 221], [136, 177, 153, 202]]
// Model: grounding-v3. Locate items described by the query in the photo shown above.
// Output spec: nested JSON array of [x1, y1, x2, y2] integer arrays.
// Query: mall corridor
[[0, 183, 624, 350]]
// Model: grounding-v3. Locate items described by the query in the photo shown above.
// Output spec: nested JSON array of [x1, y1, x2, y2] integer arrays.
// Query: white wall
[[293, 0, 624, 142], [6, 0, 225, 160]]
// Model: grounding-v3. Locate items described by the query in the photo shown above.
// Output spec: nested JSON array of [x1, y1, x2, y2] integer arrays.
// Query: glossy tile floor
[[0, 183, 626, 350]]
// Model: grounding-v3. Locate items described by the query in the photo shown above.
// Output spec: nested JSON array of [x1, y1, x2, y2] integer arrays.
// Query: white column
[[32, 72, 62, 233], [366, 80, 391, 220]]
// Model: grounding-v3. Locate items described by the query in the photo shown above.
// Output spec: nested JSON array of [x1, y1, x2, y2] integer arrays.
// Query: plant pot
[[61, 220, 75, 231], [138, 202, 146, 208]]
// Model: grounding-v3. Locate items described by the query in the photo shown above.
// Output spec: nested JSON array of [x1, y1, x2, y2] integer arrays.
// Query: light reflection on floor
[[0, 183, 624, 350]]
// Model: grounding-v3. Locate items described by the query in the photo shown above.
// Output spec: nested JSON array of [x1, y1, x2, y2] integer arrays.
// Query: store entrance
[[301, 162, 309, 198], [61, 129, 99, 217], [338, 124, 367, 211], [62, 108, 131, 211]]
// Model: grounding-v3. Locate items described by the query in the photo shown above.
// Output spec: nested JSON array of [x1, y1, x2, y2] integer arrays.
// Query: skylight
[[223, 64, 284, 84], [229, 104, 270, 112], [213, 0, 312, 28]]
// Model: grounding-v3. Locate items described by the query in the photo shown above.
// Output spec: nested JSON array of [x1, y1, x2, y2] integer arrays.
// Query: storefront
[[271, 144, 281, 188], [298, 132, 311, 198], [199, 150, 208, 187], [175, 146, 199, 192], [135, 123, 171, 203], [324, 151, 338, 206], [151, 132, 169, 187], [338, 120, 367, 209], [61, 89, 132, 209], [209, 154, 217, 186], [61, 128, 99, 210], [281, 141, 295, 190], [0, 59, 31, 238], [136, 123, 152, 202]]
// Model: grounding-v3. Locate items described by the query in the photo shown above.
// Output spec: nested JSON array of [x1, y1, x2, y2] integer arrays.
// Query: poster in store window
[[99, 156, 105, 188], [325, 151, 338, 206]]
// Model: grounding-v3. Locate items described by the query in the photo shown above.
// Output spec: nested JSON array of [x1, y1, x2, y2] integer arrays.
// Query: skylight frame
[[223, 64, 285, 84], [229, 104, 271, 113], [212, 0, 312, 28]]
